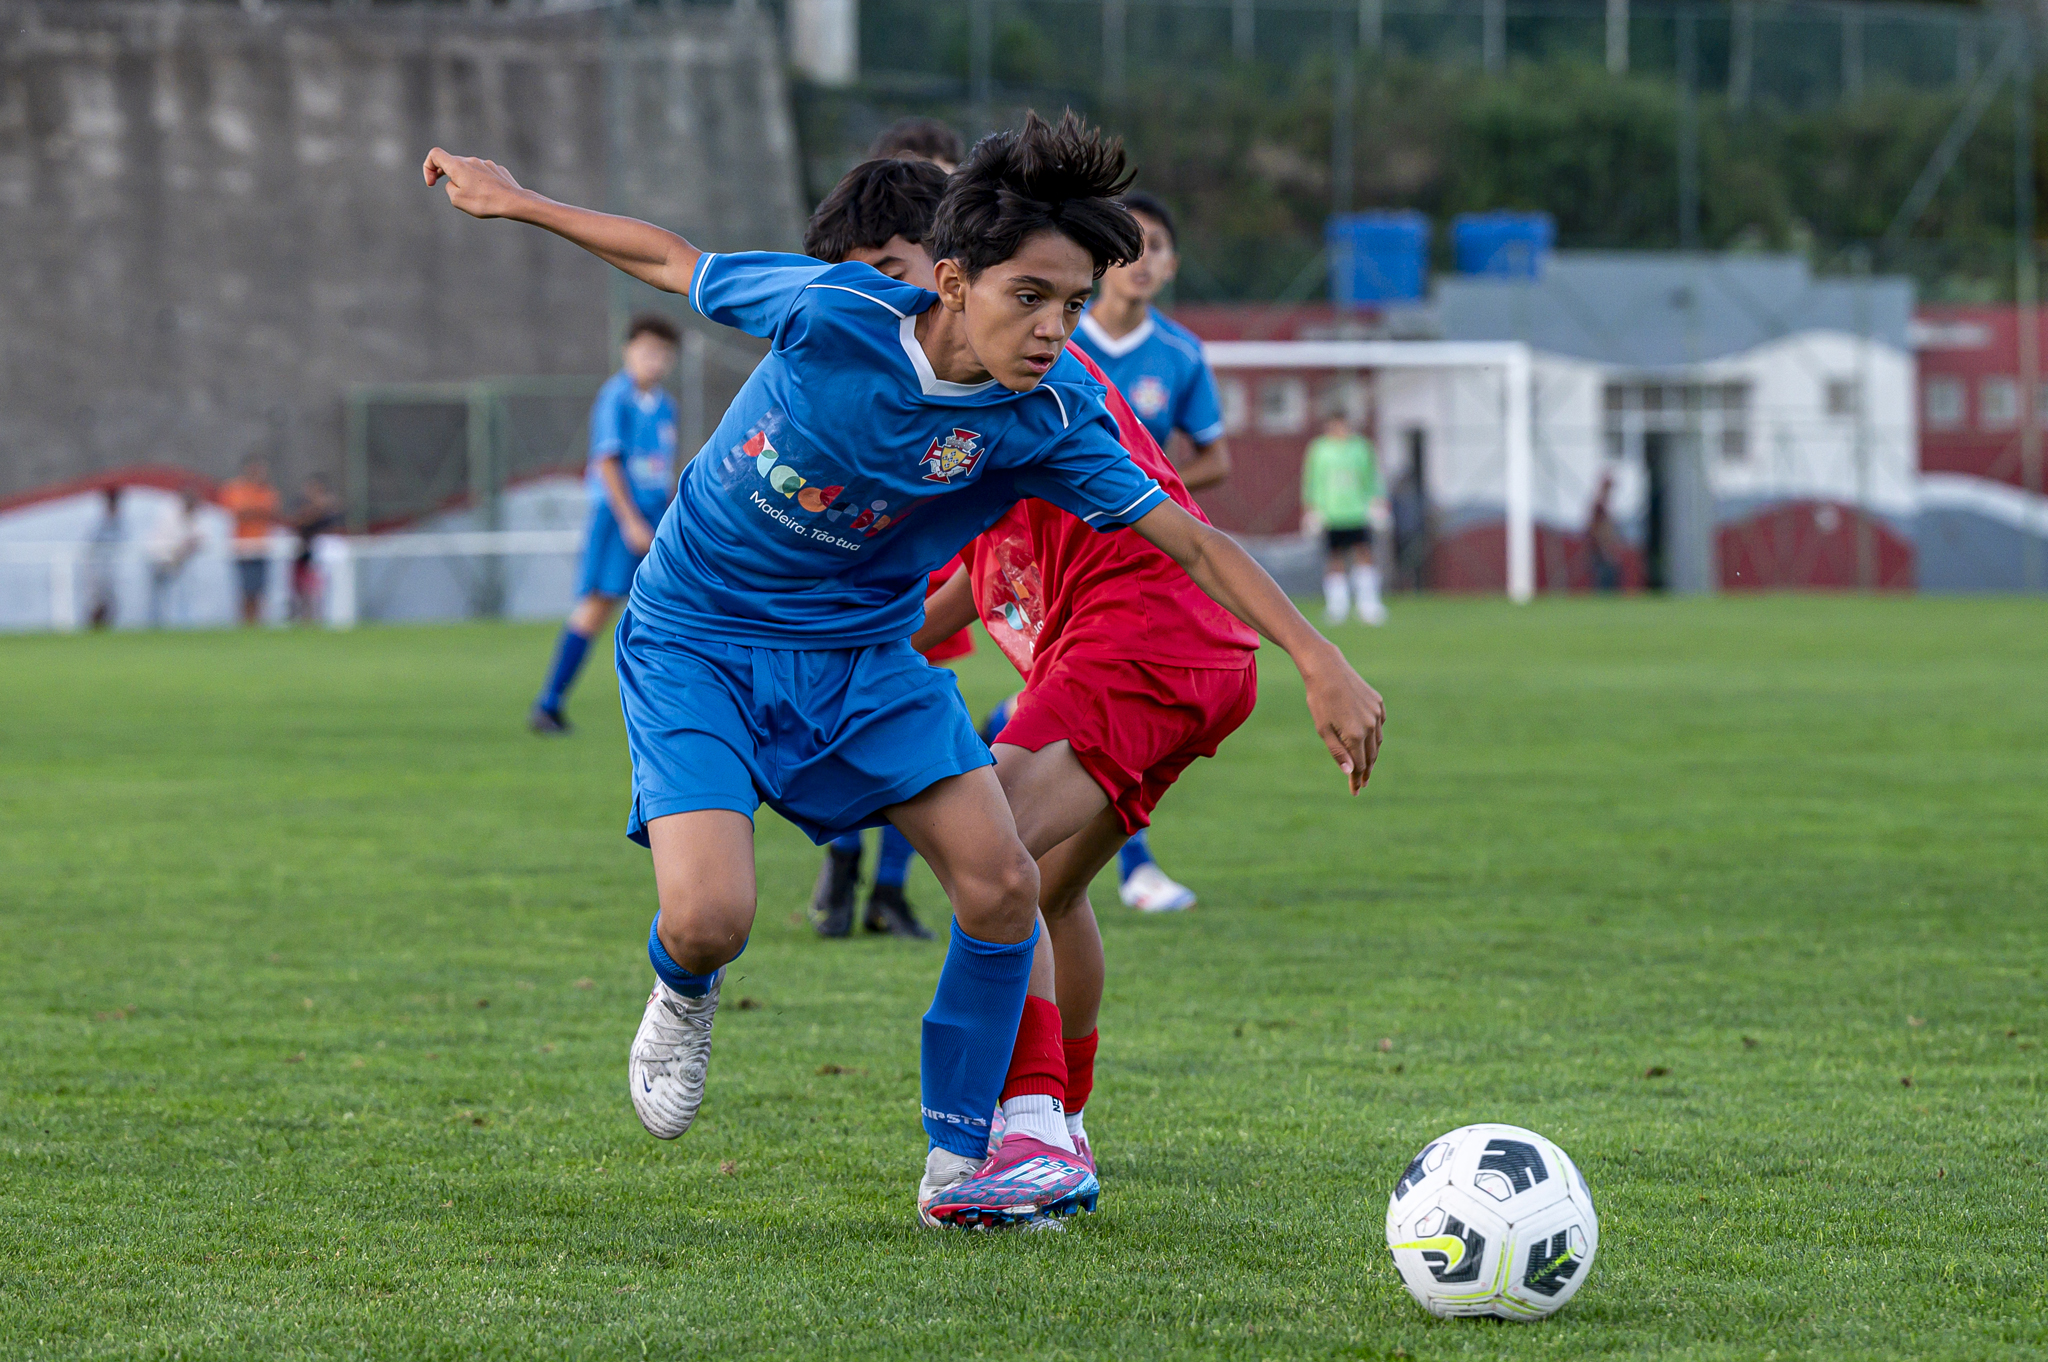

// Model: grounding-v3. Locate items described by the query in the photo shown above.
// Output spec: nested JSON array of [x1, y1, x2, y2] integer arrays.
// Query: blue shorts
[[615, 607, 994, 846], [576, 501, 661, 599]]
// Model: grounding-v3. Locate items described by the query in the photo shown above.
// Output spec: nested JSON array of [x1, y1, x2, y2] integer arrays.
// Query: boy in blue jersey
[[1068, 190, 1228, 914], [423, 112, 1384, 1227], [530, 314, 681, 733]]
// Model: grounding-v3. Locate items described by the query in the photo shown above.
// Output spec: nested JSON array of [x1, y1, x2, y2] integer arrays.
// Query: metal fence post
[[1484, 0, 1505, 74], [344, 390, 369, 533], [1730, 1, 1753, 110], [970, 0, 993, 133], [1361, 0, 1382, 53], [1232, 0, 1254, 60], [1678, 9, 1699, 249], [1332, 7, 1355, 216], [1606, 0, 1629, 76], [467, 385, 504, 617], [1104, 0, 1127, 100]]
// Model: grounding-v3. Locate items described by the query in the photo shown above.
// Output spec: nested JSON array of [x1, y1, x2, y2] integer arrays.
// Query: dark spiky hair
[[927, 110, 1142, 281], [803, 157, 949, 263]]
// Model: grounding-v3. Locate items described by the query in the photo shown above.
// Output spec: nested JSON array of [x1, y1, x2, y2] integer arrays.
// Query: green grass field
[[4, 596, 2045, 1360]]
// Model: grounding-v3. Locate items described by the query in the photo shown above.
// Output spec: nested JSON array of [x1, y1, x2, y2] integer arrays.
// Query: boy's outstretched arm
[[1131, 501, 1385, 793], [422, 148, 701, 296]]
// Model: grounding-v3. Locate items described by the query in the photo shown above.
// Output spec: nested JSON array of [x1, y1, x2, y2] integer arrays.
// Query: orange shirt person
[[217, 456, 280, 625]]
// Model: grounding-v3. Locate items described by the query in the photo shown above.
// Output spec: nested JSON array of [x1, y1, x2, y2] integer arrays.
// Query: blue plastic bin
[[1327, 211, 1430, 307], [1452, 211, 1554, 279]]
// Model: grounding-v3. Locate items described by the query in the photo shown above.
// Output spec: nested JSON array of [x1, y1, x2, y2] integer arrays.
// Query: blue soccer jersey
[[588, 371, 680, 516], [1071, 306, 1226, 452], [626, 253, 1169, 650]]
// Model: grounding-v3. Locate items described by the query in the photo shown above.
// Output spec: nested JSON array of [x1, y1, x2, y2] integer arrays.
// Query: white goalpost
[[1203, 340, 1538, 603]]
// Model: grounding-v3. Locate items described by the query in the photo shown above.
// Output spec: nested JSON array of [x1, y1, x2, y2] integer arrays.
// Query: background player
[[866, 116, 964, 171], [1301, 408, 1388, 625], [1065, 189, 1229, 914], [530, 314, 681, 734]]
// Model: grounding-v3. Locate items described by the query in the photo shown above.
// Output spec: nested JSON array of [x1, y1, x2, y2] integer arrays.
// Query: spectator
[[147, 490, 205, 627], [1587, 472, 1624, 593], [291, 474, 342, 622], [85, 486, 123, 630], [866, 116, 964, 172], [217, 456, 279, 625], [1301, 411, 1387, 625]]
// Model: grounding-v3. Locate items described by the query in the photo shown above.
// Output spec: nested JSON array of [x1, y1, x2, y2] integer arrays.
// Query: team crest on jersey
[[1130, 375, 1170, 419], [919, 428, 985, 484]]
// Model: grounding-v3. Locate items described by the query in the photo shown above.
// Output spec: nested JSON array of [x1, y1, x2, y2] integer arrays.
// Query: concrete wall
[[0, 1, 803, 503]]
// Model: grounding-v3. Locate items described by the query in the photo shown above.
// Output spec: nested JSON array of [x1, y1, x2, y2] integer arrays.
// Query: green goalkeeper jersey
[[1301, 434, 1382, 529]]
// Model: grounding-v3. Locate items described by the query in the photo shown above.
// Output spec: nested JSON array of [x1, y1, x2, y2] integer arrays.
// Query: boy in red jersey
[[798, 152, 1365, 1222]]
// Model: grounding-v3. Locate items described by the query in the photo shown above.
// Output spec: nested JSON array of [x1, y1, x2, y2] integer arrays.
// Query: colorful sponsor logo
[[920, 427, 985, 484], [741, 425, 908, 539]]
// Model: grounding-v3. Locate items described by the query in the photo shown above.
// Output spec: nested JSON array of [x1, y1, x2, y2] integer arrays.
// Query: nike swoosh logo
[[1392, 1234, 1467, 1271]]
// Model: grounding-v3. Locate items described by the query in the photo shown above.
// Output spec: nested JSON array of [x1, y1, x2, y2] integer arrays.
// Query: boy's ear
[[932, 257, 969, 313]]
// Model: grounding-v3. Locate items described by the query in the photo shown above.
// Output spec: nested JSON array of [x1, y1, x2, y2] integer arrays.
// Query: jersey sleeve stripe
[[802, 283, 909, 319], [689, 253, 719, 314], [1188, 420, 1226, 445], [1043, 386, 1070, 428], [1081, 483, 1167, 524]]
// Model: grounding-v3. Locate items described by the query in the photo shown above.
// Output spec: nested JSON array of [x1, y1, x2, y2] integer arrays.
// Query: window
[[1255, 377, 1309, 435], [1602, 380, 1750, 463], [1922, 377, 1964, 431], [1825, 378, 1862, 419], [1979, 376, 2019, 430]]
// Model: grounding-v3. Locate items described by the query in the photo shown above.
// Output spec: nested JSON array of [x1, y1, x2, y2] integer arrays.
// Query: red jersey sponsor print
[[959, 345, 1258, 682]]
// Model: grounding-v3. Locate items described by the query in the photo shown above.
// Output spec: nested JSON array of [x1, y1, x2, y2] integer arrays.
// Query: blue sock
[[647, 913, 742, 998], [537, 627, 593, 713], [920, 919, 1039, 1159], [980, 694, 1015, 745], [1119, 828, 1156, 882], [875, 825, 915, 887], [829, 830, 865, 856]]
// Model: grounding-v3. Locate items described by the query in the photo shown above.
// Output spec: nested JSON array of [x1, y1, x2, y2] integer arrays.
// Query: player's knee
[[655, 886, 753, 974], [975, 846, 1041, 932]]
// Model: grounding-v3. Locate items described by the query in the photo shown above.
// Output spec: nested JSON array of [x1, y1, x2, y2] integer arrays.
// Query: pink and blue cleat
[[919, 1135, 1099, 1229]]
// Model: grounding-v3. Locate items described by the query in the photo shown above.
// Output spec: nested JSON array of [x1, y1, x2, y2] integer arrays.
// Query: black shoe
[[528, 704, 571, 734], [863, 882, 934, 940], [810, 846, 860, 939]]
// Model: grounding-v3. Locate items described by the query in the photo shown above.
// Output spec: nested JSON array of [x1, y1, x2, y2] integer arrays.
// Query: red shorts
[[995, 652, 1258, 835]]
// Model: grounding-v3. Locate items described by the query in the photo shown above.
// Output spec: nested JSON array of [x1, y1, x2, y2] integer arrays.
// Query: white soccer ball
[[1384, 1123, 1598, 1321]]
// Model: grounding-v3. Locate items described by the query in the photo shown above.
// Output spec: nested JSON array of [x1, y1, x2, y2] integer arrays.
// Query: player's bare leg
[[630, 809, 756, 1138], [991, 738, 1111, 859]]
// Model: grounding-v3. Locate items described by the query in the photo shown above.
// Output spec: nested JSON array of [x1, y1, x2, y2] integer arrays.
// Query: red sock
[[1000, 995, 1068, 1104], [1062, 1029, 1099, 1112]]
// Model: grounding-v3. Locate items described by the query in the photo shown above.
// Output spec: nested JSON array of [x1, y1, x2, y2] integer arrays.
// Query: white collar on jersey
[[1076, 309, 1156, 358], [898, 313, 1001, 397]]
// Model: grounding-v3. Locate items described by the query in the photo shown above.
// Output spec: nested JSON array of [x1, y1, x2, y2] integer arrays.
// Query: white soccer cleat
[[628, 974, 719, 1139], [1119, 862, 1196, 913], [917, 1146, 983, 1229], [1358, 599, 1389, 626]]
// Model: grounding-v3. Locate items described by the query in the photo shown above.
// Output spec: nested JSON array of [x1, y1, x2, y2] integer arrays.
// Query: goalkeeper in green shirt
[[1301, 412, 1388, 625]]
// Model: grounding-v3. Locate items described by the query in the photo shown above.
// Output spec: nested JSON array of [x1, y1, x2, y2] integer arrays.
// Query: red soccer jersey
[[959, 344, 1258, 685]]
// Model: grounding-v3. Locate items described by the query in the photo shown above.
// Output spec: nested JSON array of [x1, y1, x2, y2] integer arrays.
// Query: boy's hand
[[422, 148, 530, 219], [1301, 642, 1385, 795], [623, 518, 655, 556]]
